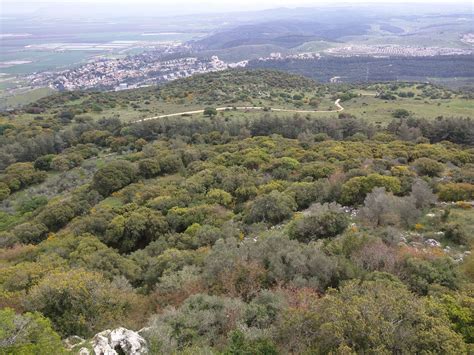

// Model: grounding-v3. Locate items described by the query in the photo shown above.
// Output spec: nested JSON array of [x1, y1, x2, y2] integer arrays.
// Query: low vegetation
[[0, 70, 473, 353]]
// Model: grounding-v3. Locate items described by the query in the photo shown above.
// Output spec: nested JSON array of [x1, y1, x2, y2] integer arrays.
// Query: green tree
[[204, 107, 218, 117], [92, 160, 137, 196], [0, 308, 65, 354], [138, 158, 161, 178], [245, 191, 296, 224]]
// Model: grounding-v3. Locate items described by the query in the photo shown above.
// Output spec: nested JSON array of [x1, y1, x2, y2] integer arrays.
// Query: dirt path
[[134, 98, 344, 123]]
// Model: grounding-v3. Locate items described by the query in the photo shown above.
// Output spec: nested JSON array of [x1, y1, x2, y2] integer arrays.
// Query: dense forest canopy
[[0, 69, 473, 354]]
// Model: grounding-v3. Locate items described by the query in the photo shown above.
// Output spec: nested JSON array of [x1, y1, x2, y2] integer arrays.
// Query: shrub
[[0, 182, 10, 201], [245, 191, 296, 224], [413, 158, 444, 177], [340, 174, 401, 205], [0, 308, 65, 354], [438, 183, 474, 202], [92, 160, 137, 196], [289, 204, 349, 242], [138, 158, 161, 178], [25, 269, 136, 337]]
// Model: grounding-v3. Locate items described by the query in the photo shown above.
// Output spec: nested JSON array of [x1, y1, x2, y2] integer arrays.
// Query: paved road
[[134, 98, 344, 123]]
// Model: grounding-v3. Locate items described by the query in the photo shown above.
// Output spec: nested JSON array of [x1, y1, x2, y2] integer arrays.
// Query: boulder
[[92, 327, 148, 355]]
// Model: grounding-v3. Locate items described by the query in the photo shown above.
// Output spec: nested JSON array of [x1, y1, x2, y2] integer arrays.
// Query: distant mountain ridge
[[193, 20, 370, 50]]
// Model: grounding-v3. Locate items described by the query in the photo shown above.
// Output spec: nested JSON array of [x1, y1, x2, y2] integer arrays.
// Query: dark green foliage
[[413, 157, 444, 177], [399, 257, 461, 295], [104, 205, 169, 253], [245, 191, 296, 224], [225, 330, 278, 355], [392, 108, 410, 118], [92, 160, 137, 196], [203, 107, 218, 117], [34, 154, 55, 171], [289, 205, 349, 242]]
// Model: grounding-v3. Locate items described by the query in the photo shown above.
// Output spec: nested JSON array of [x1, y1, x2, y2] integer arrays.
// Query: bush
[[442, 223, 468, 245], [398, 257, 460, 295], [280, 279, 466, 354], [92, 160, 137, 196], [34, 154, 55, 171], [37, 200, 77, 231], [245, 191, 296, 224], [2, 163, 47, 192], [25, 269, 136, 337], [413, 158, 444, 177], [289, 203, 349, 242], [340, 174, 401, 205], [438, 183, 474, 202], [0, 182, 10, 201], [358, 188, 420, 228], [12, 222, 49, 244], [138, 158, 161, 178], [0, 308, 65, 354], [392, 108, 410, 118]]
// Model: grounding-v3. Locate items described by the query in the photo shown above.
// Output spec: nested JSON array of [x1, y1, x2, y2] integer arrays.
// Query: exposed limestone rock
[[92, 327, 148, 355]]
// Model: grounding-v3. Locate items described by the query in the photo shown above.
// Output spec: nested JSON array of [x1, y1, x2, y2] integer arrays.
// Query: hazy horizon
[[3, 0, 473, 17]]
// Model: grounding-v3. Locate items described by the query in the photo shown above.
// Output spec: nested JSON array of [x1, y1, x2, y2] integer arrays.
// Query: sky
[[3, 0, 472, 16]]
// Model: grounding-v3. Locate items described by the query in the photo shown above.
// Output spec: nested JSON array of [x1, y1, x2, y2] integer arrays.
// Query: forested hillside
[[0, 70, 473, 354]]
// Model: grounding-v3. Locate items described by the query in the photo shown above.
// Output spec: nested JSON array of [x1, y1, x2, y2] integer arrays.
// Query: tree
[[358, 188, 420, 228], [37, 200, 76, 231], [245, 191, 296, 224], [12, 222, 49, 244], [138, 158, 161, 178], [92, 160, 137, 196], [104, 206, 169, 253], [0, 308, 65, 354], [204, 107, 218, 117], [410, 179, 437, 209]]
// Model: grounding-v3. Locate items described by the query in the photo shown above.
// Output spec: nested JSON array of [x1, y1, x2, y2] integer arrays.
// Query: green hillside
[[0, 69, 473, 354]]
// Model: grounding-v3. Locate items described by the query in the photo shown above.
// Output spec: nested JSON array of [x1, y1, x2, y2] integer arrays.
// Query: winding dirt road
[[134, 99, 344, 123]]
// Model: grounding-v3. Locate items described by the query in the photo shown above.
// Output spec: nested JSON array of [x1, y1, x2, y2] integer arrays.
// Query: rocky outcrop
[[92, 327, 148, 355]]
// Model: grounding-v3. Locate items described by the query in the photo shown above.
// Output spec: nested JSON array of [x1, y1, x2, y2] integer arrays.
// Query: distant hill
[[193, 20, 370, 50]]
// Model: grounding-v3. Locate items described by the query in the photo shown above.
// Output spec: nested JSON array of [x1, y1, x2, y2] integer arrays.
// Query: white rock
[[425, 238, 441, 247], [79, 348, 91, 355], [92, 327, 148, 355]]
